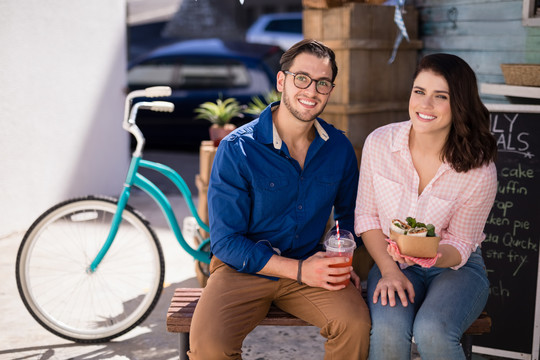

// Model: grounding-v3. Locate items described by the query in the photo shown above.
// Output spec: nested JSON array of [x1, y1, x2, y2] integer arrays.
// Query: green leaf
[[406, 217, 416, 227], [244, 90, 281, 116], [426, 224, 436, 237], [195, 96, 244, 126]]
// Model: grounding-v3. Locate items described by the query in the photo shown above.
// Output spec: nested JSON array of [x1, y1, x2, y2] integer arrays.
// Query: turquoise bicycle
[[15, 86, 211, 343]]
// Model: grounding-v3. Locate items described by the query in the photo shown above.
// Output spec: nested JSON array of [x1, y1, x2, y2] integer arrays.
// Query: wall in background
[[414, 0, 540, 104], [0, 0, 129, 237]]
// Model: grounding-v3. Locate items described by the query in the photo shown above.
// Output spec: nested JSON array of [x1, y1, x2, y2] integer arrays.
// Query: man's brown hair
[[280, 39, 338, 82]]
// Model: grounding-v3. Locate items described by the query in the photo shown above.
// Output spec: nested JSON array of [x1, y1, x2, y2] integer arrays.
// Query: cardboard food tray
[[389, 229, 440, 258]]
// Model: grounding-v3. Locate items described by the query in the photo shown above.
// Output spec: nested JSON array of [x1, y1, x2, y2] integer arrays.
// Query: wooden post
[[194, 141, 218, 287], [196, 141, 218, 238]]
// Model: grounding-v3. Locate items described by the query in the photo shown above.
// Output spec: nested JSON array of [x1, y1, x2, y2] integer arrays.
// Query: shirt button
[[269, 182, 275, 188], [298, 205, 303, 210]]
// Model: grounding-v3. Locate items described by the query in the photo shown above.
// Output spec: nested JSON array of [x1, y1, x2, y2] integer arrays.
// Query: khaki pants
[[188, 258, 371, 360]]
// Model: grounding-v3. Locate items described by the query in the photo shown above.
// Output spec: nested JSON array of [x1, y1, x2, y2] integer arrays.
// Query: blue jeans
[[366, 248, 489, 360]]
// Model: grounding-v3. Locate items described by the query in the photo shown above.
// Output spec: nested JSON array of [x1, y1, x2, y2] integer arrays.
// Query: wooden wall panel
[[414, 0, 540, 104]]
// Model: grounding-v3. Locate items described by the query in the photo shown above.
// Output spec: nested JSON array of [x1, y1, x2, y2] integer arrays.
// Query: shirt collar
[[272, 117, 329, 150], [255, 102, 279, 146], [272, 120, 282, 149], [261, 102, 329, 150], [314, 120, 329, 141], [391, 120, 412, 153], [392, 120, 452, 172]]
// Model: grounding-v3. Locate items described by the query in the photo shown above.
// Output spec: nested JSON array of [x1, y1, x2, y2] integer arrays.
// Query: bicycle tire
[[16, 195, 165, 343]]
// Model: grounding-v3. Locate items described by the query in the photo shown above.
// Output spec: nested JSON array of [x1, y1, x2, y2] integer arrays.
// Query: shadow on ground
[[1, 278, 199, 360]]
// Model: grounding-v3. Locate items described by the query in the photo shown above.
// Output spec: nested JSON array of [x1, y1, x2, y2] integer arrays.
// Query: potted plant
[[244, 90, 281, 116], [195, 97, 244, 147]]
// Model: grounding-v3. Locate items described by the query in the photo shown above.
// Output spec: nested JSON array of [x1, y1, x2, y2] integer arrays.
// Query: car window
[[265, 19, 302, 34], [128, 58, 251, 89], [179, 59, 249, 89], [128, 63, 177, 87]]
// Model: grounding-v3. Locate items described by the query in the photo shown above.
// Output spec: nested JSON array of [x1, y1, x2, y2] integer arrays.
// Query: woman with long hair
[[355, 53, 497, 359]]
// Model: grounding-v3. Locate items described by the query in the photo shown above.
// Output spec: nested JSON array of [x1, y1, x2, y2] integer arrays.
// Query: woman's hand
[[372, 268, 415, 307], [387, 244, 442, 268], [360, 229, 415, 306], [387, 244, 416, 266]]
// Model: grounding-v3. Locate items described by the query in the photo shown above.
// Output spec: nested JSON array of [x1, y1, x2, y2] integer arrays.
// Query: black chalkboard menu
[[473, 105, 540, 359]]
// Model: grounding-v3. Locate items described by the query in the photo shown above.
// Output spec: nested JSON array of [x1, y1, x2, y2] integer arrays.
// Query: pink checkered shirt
[[354, 121, 497, 269]]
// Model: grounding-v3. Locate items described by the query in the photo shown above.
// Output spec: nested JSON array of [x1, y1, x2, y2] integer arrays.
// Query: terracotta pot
[[209, 124, 236, 147]]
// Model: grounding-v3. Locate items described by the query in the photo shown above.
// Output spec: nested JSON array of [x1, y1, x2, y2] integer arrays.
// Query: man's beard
[[281, 88, 325, 123]]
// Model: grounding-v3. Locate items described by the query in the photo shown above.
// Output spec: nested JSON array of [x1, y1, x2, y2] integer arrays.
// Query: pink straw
[[336, 220, 340, 240]]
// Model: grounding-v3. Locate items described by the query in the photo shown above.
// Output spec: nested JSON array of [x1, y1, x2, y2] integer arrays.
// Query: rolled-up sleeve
[[208, 140, 277, 273], [441, 163, 498, 269]]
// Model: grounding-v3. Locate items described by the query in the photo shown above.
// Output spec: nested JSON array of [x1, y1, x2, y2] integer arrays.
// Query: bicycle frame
[[88, 155, 211, 273], [88, 89, 211, 273]]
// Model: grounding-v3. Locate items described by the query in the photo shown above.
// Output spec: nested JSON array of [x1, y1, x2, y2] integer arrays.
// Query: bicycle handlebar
[[123, 87, 174, 157], [144, 101, 175, 113], [123, 86, 172, 126]]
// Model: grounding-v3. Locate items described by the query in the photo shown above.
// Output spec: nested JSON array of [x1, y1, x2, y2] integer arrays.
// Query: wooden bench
[[167, 287, 491, 360]]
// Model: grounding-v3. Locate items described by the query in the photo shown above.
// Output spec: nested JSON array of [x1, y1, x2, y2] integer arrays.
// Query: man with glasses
[[188, 39, 370, 360]]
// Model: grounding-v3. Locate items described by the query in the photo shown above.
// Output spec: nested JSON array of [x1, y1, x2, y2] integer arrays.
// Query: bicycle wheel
[[16, 195, 165, 343]]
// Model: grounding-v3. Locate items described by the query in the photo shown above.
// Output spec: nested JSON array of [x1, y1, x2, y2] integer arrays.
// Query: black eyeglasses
[[283, 71, 335, 95]]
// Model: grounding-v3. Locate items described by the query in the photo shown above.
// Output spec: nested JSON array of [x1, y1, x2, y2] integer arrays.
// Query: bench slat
[[464, 312, 491, 335], [166, 288, 490, 335]]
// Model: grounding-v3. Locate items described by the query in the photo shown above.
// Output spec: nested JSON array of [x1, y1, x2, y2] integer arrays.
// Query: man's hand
[[301, 252, 352, 291], [350, 269, 362, 290]]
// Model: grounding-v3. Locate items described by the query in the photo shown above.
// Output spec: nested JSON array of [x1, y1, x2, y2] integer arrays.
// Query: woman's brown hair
[[413, 53, 497, 172]]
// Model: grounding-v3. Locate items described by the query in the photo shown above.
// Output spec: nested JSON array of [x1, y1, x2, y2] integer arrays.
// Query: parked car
[[246, 12, 303, 51], [127, 38, 283, 149]]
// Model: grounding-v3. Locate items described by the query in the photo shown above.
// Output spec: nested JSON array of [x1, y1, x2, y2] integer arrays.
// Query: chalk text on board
[[487, 212, 510, 226], [500, 164, 534, 178], [490, 113, 532, 157], [485, 245, 529, 277], [502, 233, 537, 250], [489, 279, 510, 297], [497, 180, 527, 195]]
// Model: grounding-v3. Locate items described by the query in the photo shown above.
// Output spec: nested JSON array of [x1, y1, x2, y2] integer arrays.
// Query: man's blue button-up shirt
[[207, 103, 360, 277]]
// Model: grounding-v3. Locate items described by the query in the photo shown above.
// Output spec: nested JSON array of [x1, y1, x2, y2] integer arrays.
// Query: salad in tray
[[389, 217, 440, 258]]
